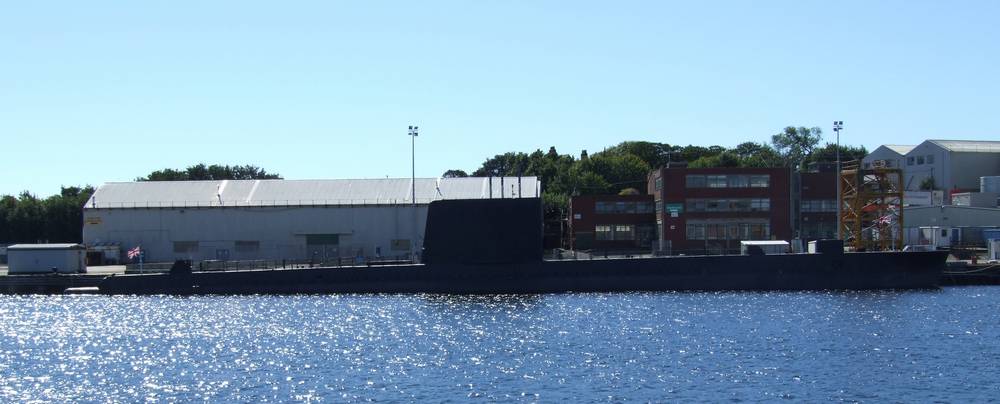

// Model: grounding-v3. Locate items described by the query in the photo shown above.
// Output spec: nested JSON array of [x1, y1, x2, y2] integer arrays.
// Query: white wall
[[83, 205, 429, 262]]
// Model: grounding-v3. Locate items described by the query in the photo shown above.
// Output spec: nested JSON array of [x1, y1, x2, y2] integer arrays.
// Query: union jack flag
[[127, 246, 142, 260]]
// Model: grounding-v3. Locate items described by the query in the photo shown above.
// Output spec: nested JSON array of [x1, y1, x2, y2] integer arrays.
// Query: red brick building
[[798, 171, 838, 240], [648, 167, 793, 254], [568, 195, 656, 252]]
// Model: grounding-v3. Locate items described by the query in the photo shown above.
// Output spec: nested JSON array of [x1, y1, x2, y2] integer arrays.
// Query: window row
[[800, 199, 837, 213], [685, 174, 770, 189], [686, 223, 771, 240], [595, 201, 655, 214], [907, 154, 935, 166], [686, 198, 770, 212], [596, 224, 636, 241]]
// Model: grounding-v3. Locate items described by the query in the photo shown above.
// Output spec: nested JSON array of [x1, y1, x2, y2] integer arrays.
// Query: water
[[2, 288, 999, 402]]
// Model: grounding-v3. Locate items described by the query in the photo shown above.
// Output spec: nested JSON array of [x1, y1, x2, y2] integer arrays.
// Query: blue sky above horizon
[[2, 1, 998, 196]]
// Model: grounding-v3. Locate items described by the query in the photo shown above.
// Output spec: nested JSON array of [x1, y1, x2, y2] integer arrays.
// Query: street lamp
[[833, 120, 843, 239], [408, 125, 419, 206]]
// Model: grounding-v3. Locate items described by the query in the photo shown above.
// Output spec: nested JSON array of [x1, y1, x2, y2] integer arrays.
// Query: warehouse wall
[[82, 205, 428, 262]]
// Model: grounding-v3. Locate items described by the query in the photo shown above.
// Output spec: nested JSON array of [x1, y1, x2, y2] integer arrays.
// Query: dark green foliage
[[0, 186, 94, 243], [442, 169, 469, 178], [771, 126, 823, 169], [137, 164, 281, 181], [808, 143, 868, 165], [920, 176, 936, 191]]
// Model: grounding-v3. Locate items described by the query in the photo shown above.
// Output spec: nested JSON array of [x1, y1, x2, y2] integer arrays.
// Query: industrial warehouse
[[81, 177, 539, 264]]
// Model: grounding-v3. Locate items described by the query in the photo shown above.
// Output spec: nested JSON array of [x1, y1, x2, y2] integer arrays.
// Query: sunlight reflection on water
[[1, 289, 998, 401]]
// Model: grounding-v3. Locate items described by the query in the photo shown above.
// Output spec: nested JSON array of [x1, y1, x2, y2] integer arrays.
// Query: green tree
[[688, 152, 741, 168], [920, 176, 936, 191], [442, 169, 469, 178], [137, 164, 281, 181], [772, 126, 823, 170], [808, 143, 868, 164]]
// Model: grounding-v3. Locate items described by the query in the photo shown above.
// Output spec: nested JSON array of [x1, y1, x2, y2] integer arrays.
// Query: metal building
[[901, 140, 1000, 192], [82, 177, 539, 263], [862, 144, 914, 170], [903, 205, 1000, 246]]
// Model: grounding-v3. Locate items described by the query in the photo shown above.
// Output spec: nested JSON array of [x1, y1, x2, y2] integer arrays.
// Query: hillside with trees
[[1, 164, 282, 244], [451, 126, 867, 218]]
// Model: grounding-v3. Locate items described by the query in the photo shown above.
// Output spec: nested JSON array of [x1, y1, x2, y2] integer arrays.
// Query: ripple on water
[[1, 289, 999, 401]]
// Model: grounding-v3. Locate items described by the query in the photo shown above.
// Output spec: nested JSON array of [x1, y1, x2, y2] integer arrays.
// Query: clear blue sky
[[2, 1, 998, 196]]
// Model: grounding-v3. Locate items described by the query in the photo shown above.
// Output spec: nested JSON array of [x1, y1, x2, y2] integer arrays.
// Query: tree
[[137, 164, 282, 181], [575, 153, 651, 194], [442, 169, 468, 178], [771, 126, 823, 170], [920, 176, 936, 191], [688, 152, 740, 168], [472, 152, 531, 177], [808, 143, 868, 165]]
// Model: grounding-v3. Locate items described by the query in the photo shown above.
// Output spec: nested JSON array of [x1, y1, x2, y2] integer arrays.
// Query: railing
[[124, 255, 418, 274]]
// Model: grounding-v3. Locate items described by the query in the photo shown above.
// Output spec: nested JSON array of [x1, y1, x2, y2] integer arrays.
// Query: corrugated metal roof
[[883, 145, 915, 155], [9, 244, 85, 250], [86, 177, 540, 209], [927, 140, 1000, 153]]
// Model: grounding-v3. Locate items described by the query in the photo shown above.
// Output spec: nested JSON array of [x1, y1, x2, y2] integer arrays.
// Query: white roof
[[8, 244, 85, 250], [927, 140, 1000, 153], [882, 145, 915, 155], [86, 177, 540, 209]]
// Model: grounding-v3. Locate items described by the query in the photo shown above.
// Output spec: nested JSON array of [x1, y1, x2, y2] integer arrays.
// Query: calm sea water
[[1, 288, 999, 402]]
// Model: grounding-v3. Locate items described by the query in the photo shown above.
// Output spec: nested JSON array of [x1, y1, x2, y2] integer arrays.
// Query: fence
[[124, 254, 418, 274]]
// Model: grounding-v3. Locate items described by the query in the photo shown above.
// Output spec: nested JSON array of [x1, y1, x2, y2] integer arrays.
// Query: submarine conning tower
[[422, 198, 544, 265]]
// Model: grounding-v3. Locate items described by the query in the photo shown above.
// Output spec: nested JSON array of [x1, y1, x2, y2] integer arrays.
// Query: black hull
[[98, 251, 947, 295]]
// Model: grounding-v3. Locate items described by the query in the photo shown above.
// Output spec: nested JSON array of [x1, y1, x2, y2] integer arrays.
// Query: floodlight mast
[[408, 125, 419, 206], [833, 121, 844, 239]]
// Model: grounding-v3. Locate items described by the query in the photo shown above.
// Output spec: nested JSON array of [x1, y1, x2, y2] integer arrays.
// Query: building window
[[801, 199, 836, 212], [916, 156, 924, 165], [926, 154, 934, 164], [750, 175, 770, 188], [655, 177, 663, 190], [596, 201, 653, 214], [173, 241, 199, 253], [596, 225, 613, 240], [907, 156, 915, 165], [686, 198, 770, 212], [636, 202, 654, 214], [707, 175, 727, 188], [686, 222, 770, 241], [234, 241, 259, 253], [686, 174, 770, 189], [686, 175, 707, 188], [615, 225, 635, 240]]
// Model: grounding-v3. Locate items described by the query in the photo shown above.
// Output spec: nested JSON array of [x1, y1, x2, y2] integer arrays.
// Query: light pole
[[833, 120, 843, 239], [408, 125, 418, 206]]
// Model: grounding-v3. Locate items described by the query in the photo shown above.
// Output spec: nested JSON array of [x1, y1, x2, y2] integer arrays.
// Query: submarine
[[98, 197, 946, 295]]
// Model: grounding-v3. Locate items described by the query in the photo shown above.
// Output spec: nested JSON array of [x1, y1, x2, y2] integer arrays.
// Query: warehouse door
[[306, 234, 339, 263]]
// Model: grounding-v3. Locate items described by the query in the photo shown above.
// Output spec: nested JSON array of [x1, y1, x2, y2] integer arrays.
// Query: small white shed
[[7, 244, 87, 274], [740, 240, 789, 255]]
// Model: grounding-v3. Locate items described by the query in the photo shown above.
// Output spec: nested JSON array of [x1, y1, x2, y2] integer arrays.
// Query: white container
[[7, 244, 87, 274], [740, 240, 789, 255]]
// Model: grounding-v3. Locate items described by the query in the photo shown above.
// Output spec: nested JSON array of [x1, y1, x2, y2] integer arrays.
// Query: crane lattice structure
[[839, 160, 904, 251]]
